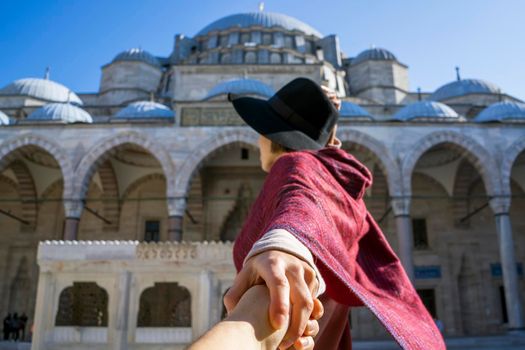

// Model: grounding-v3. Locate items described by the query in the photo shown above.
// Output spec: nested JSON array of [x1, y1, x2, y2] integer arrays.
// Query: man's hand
[[224, 250, 321, 349]]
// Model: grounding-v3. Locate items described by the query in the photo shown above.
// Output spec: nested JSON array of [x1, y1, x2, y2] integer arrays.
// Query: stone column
[[168, 197, 186, 241], [490, 196, 525, 331], [391, 196, 415, 283], [31, 271, 55, 350], [62, 199, 83, 240], [111, 271, 132, 350]]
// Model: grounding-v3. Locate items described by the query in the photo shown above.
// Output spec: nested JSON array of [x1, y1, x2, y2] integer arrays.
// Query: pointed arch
[[0, 133, 73, 208], [174, 128, 258, 196], [402, 131, 500, 196], [74, 131, 175, 201], [338, 128, 402, 196]]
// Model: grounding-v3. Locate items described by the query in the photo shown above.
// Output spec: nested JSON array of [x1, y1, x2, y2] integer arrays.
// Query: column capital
[[64, 199, 84, 218], [390, 196, 411, 217], [489, 195, 511, 216], [168, 197, 187, 217]]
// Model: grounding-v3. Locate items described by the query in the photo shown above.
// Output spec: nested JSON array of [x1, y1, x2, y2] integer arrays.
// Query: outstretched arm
[[189, 285, 321, 350]]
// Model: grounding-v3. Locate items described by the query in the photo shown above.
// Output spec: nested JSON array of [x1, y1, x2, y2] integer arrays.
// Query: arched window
[[262, 33, 273, 45], [220, 53, 232, 64], [284, 35, 294, 49], [219, 35, 229, 47], [138, 282, 191, 327], [244, 52, 257, 64], [240, 32, 250, 44], [55, 282, 108, 327], [270, 53, 282, 64]]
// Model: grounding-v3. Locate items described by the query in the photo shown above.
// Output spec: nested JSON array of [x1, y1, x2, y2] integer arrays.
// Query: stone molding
[[501, 136, 525, 194], [337, 127, 403, 196], [0, 133, 75, 201], [401, 130, 501, 196], [174, 128, 258, 196], [73, 131, 176, 202]]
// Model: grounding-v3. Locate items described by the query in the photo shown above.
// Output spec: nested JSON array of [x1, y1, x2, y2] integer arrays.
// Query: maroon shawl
[[233, 147, 446, 349]]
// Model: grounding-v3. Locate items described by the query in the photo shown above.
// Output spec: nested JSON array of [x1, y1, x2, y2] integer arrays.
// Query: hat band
[[268, 95, 320, 138]]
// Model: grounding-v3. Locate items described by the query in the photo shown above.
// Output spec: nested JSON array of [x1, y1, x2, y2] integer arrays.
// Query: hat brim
[[231, 96, 326, 150]]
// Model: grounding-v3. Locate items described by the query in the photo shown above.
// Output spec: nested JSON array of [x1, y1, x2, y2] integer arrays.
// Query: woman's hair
[[270, 128, 337, 153], [270, 141, 294, 153]]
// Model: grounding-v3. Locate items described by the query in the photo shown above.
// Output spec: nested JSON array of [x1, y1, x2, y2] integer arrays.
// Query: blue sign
[[415, 265, 441, 279], [490, 263, 523, 278]]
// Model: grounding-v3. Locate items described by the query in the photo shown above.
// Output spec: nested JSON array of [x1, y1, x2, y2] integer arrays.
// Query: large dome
[[112, 48, 161, 67], [196, 12, 323, 38], [474, 101, 525, 123], [429, 79, 501, 101], [0, 78, 83, 105], [27, 103, 92, 123], [115, 101, 174, 119], [352, 47, 397, 65], [392, 101, 464, 122], [205, 79, 275, 100]]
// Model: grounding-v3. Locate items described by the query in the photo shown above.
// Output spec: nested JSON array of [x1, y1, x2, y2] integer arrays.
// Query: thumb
[[223, 268, 252, 314]]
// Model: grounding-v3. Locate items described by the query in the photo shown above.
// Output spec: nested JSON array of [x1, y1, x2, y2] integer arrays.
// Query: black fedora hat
[[228, 77, 339, 150]]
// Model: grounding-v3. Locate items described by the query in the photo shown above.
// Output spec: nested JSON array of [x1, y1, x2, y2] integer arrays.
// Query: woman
[[224, 77, 446, 349]]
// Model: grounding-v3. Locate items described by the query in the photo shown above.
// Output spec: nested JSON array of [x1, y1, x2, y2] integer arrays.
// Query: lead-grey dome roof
[[428, 79, 501, 101], [339, 101, 374, 121], [205, 78, 275, 100], [352, 48, 397, 65], [474, 101, 525, 123], [0, 78, 83, 105], [0, 111, 9, 125], [115, 101, 174, 119], [27, 103, 93, 123], [196, 12, 323, 38], [392, 101, 464, 122], [112, 48, 161, 67]]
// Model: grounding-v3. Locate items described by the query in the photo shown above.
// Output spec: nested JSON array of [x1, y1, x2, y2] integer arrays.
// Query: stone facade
[[0, 9, 524, 348]]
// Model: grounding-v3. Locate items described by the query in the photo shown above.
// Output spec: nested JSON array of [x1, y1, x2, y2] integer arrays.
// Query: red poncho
[[233, 147, 446, 349]]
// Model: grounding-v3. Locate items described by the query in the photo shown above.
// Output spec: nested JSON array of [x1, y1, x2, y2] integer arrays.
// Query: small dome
[[112, 48, 161, 67], [115, 101, 174, 119], [205, 79, 275, 100], [196, 12, 322, 38], [429, 79, 501, 101], [27, 103, 93, 123], [392, 101, 464, 122], [0, 111, 10, 125], [0, 78, 83, 105], [474, 101, 525, 123], [352, 48, 397, 65], [339, 101, 374, 121]]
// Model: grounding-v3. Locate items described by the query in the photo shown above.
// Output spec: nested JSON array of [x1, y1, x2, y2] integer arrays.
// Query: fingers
[[223, 268, 252, 314], [311, 298, 324, 321], [262, 262, 291, 330], [280, 271, 314, 349], [303, 319, 319, 337], [293, 336, 314, 350]]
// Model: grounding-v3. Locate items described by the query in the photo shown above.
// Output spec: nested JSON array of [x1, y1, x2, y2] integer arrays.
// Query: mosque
[[0, 9, 524, 350]]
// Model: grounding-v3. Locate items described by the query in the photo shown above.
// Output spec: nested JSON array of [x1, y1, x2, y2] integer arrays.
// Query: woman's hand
[[321, 85, 341, 111], [224, 250, 322, 349]]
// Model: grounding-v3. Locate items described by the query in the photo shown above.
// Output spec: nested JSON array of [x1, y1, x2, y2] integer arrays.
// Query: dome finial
[[44, 66, 50, 80], [149, 91, 155, 102], [259, 2, 265, 12], [455, 66, 461, 81], [417, 87, 422, 101]]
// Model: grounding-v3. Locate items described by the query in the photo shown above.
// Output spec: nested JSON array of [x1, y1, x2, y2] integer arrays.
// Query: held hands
[[224, 250, 323, 349]]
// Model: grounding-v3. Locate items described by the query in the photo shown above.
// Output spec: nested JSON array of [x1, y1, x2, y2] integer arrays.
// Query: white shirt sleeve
[[243, 228, 326, 297]]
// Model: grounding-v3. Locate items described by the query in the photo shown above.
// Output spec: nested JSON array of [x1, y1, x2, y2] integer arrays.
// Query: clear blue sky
[[1, 0, 524, 99]]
